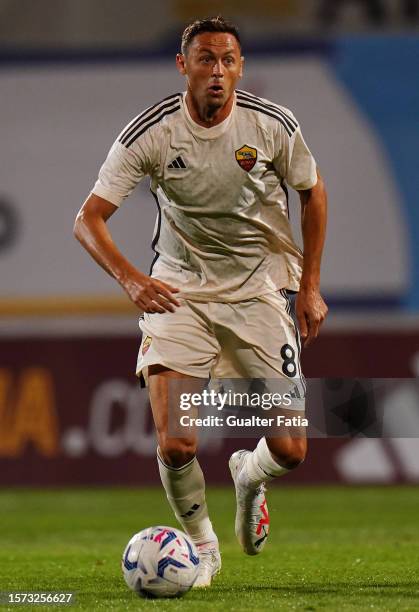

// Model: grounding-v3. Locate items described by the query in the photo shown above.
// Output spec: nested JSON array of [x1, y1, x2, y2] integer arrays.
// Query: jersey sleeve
[[91, 129, 155, 207], [273, 111, 317, 191]]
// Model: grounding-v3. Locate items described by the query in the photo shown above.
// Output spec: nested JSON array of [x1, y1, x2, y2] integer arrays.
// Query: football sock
[[242, 437, 289, 487], [157, 449, 217, 546]]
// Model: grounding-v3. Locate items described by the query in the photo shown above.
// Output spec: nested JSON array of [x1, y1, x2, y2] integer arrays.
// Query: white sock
[[157, 449, 217, 546], [242, 438, 289, 487]]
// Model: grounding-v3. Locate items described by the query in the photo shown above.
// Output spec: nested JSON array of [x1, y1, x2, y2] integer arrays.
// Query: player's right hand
[[295, 287, 328, 347], [122, 272, 181, 314]]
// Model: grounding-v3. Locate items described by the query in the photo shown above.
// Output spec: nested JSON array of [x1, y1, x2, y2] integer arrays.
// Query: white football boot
[[193, 540, 221, 588], [229, 450, 270, 555]]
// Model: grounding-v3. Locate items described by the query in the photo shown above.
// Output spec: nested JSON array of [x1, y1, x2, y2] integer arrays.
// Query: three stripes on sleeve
[[117, 90, 298, 150]]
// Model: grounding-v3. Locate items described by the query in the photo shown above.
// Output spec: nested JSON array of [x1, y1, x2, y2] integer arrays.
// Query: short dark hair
[[181, 16, 241, 55]]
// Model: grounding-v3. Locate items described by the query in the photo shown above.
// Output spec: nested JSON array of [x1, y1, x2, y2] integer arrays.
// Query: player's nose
[[212, 60, 224, 77]]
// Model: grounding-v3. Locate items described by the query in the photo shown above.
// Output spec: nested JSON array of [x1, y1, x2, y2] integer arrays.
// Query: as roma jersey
[[92, 90, 317, 302]]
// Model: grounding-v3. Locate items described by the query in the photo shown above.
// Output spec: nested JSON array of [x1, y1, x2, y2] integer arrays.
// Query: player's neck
[[185, 91, 234, 128]]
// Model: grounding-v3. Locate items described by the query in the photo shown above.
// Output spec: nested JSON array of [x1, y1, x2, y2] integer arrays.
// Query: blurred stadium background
[[1, 0, 419, 488]]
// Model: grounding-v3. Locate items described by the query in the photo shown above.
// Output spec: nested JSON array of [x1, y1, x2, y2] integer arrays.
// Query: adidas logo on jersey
[[168, 156, 187, 169]]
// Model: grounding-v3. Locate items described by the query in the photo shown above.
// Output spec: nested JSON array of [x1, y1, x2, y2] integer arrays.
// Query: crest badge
[[142, 335, 152, 355], [235, 144, 257, 172]]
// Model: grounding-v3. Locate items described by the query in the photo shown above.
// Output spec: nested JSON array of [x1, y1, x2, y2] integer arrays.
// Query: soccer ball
[[121, 526, 200, 598]]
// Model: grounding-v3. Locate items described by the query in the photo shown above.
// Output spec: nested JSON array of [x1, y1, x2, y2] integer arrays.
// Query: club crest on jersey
[[235, 144, 257, 172], [142, 336, 152, 355]]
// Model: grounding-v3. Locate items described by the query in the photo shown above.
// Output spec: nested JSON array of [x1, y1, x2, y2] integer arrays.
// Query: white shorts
[[137, 289, 304, 391]]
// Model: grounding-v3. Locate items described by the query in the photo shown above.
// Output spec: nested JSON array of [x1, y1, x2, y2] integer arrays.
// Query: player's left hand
[[295, 288, 328, 347]]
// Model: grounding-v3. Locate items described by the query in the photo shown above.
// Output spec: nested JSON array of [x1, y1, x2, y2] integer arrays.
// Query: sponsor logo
[[235, 144, 257, 172], [168, 155, 187, 169], [180, 503, 200, 518]]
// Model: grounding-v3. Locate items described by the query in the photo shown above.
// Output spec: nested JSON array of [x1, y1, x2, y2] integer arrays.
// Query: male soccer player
[[74, 16, 328, 587]]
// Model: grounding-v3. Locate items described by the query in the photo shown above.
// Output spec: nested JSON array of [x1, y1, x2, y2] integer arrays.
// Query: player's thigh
[[137, 300, 220, 381], [140, 301, 218, 459], [214, 290, 304, 383]]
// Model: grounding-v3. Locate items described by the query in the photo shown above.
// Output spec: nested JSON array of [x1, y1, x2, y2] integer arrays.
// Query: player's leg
[[237, 290, 307, 489], [148, 365, 221, 587], [148, 365, 215, 540], [214, 291, 306, 554], [137, 302, 221, 585]]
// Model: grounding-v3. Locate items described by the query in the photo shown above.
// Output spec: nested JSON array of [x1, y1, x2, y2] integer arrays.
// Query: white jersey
[[92, 90, 317, 302]]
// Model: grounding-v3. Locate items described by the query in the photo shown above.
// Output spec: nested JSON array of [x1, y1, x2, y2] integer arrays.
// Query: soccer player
[[74, 17, 328, 587]]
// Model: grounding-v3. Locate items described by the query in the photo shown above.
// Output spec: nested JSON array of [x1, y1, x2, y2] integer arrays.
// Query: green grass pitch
[[1, 486, 419, 611]]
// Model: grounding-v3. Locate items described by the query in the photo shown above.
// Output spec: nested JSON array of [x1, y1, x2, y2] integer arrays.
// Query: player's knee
[[158, 438, 196, 468]]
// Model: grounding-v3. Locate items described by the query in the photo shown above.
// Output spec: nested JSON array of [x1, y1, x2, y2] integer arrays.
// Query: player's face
[[176, 32, 243, 123]]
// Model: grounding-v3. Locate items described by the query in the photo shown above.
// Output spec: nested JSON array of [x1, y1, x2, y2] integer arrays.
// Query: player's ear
[[239, 56, 244, 79], [176, 53, 187, 76]]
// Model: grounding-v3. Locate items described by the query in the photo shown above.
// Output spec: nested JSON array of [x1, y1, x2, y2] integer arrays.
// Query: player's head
[[176, 16, 243, 120], [180, 16, 241, 56]]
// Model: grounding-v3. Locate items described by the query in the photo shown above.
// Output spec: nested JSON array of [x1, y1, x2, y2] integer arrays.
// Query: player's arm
[[296, 169, 328, 346], [74, 193, 180, 313]]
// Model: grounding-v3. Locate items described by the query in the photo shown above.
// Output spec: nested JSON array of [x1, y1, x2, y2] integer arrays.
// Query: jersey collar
[[182, 92, 236, 140]]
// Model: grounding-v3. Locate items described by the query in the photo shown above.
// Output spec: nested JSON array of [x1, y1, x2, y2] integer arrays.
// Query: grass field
[[1, 486, 419, 611]]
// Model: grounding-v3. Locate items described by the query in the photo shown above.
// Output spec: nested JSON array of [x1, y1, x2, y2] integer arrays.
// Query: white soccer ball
[[121, 526, 200, 598]]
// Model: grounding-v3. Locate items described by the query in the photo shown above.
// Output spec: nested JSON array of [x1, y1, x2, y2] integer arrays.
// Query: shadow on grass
[[89, 580, 419, 604], [201, 581, 419, 599]]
